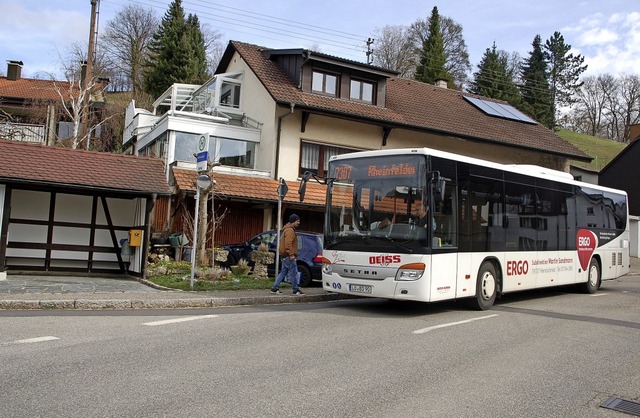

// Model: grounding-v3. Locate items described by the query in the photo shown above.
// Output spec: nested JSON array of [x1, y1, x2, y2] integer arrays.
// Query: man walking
[[270, 214, 304, 295]]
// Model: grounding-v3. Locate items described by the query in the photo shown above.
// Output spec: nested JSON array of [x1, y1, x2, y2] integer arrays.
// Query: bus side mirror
[[434, 178, 446, 203], [298, 171, 312, 202]]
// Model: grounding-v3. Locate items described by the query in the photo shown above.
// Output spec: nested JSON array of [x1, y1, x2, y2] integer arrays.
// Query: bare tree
[[65, 41, 113, 83], [201, 23, 226, 74], [571, 75, 612, 137], [100, 4, 158, 96], [45, 57, 114, 149], [616, 74, 640, 143], [371, 25, 415, 77]]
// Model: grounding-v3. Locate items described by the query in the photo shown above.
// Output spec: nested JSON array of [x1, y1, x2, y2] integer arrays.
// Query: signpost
[[190, 134, 211, 290], [196, 134, 209, 172]]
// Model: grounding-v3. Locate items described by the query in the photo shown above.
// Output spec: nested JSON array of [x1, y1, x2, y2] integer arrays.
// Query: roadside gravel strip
[[0, 277, 354, 310], [0, 292, 349, 310]]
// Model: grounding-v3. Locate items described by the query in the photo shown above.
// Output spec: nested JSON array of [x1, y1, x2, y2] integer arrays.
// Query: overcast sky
[[1, 0, 638, 80]]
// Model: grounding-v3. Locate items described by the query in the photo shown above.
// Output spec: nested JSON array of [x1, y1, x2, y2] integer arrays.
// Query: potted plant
[[230, 258, 251, 276], [251, 243, 275, 279], [206, 247, 229, 265]]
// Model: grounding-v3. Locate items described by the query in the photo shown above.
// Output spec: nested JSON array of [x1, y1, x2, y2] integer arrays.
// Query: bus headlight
[[395, 263, 425, 281], [321, 257, 333, 275]]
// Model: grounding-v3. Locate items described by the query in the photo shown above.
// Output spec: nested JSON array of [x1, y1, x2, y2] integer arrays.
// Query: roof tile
[[0, 77, 73, 102], [230, 41, 589, 161], [173, 168, 326, 207], [0, 141, 170, 195]]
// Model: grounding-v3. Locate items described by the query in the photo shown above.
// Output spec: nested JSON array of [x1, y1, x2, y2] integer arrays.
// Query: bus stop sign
[[278, 179, 288, 198]]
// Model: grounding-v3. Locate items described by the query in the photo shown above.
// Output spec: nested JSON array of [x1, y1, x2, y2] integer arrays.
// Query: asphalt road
[[1, 274, 639, 418]]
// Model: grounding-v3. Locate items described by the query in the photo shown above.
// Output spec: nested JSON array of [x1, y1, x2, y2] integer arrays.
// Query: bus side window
[[435, 185, 457, 247]]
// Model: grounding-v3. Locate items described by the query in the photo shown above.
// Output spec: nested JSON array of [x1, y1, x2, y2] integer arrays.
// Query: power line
[[101, 0, 372, 62]]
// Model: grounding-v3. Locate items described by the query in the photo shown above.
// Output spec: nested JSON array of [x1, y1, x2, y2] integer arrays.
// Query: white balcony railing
[[0, 122, 46, 143]]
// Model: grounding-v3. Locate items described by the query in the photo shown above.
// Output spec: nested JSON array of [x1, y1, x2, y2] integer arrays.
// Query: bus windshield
[[325, 155, 433, 253]]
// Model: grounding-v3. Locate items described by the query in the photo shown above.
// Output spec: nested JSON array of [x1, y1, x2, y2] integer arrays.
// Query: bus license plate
[[349, 284, 372, 294]]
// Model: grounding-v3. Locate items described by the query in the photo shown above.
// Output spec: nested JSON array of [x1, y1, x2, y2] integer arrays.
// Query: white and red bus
[[301, 148, 630, 309]]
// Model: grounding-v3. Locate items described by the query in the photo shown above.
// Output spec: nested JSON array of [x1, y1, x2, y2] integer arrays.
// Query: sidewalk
[[0, 274, 348, 310], [1, 257, 638, 311]]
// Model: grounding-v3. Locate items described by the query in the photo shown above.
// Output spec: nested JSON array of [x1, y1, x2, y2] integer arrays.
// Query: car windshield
[[248, 232, 277, 247]]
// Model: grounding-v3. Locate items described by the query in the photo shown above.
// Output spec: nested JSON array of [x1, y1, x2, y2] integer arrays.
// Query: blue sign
[[196, 151, 208, 172]]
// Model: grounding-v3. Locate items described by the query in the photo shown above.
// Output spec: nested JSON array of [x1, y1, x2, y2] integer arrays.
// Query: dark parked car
[[221, 230, 323, 287]]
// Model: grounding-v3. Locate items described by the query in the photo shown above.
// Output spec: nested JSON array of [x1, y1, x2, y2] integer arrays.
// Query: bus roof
[[328, 147, 628, 196]]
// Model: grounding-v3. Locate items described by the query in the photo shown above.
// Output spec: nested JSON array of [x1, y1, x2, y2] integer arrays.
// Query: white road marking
[[143, 315, 218, 326], [12, 336, 60, 344], [591, 293, 609, 297], [413, 314, 499, 334]]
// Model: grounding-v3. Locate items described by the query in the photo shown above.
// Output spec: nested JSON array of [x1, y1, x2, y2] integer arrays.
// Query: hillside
[[558, 129, 627, 171]]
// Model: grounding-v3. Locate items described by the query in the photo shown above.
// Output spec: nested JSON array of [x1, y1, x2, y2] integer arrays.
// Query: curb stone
[[0, 292, 355, 310]]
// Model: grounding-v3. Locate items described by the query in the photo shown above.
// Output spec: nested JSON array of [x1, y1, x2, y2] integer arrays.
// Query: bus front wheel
[[471, 261, 498, 310], [581, 258, 600, 294]]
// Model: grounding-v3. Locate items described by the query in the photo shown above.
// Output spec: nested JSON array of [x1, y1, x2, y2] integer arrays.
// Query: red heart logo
[[576, 229, 597, 270]]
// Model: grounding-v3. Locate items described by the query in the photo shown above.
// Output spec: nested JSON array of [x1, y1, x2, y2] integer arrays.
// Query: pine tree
[[520, 35, 554, 128], [186, 13, 209, 84], [470, 42, 521, 107], [143, 0, 209, 98], [414, 7, 452, 86], [544, 31, 587, 120]]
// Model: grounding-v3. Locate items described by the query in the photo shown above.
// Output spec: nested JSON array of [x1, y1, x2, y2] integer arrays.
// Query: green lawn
[[558, 129, 627, 171], [146, 261, 278, 291]]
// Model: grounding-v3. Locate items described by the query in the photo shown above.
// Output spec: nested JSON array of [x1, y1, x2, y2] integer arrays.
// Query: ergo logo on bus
[[369, 254, 401, 266], [506, 260, 528, 276], [577, 229, 597, 270]]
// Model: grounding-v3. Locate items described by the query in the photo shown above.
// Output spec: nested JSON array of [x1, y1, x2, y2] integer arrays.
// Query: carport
[[0, 141, 170, 278]]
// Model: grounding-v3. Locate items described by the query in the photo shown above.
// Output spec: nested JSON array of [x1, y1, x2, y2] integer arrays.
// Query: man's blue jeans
[[272, 256, 299, 292]]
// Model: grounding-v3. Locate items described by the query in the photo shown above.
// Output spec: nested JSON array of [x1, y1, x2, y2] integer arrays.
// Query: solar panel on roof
[[464, 96, 537, 125]]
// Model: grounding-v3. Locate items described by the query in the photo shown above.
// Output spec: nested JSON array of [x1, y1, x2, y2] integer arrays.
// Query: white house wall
[[4, 189, 146, 273], [224, 51, 278, 174], [276, 110, 567, 181]]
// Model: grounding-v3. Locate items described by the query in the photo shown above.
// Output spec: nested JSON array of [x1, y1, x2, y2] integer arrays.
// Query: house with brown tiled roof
[[0, 60, 106, 147], [0, 140, 170, 277], [123, 40, 591, 247]]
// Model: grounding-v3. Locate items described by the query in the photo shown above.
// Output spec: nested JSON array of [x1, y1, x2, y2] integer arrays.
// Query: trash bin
[[182, 246, 192, 262], [169, 233, 187, 248]]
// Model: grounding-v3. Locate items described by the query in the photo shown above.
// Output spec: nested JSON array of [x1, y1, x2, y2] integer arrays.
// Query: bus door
[[428, 178, 459, 302]]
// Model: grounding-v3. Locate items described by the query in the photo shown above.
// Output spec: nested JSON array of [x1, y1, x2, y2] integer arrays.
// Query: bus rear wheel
[[581, 258, 600, 294], [471, 261, 498, 310]]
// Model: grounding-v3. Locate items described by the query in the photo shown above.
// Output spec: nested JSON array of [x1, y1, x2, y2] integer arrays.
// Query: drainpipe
[[298, 50, 311, 89], [274, 102, 295, 180]]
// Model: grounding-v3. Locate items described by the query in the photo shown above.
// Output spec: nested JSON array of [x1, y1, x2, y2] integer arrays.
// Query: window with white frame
[[173, 132, 256, 169], [140, 132, 168, 158], [312, 71, 338, 96], [220, 81, 241, 108], [215, 137, 255, 169], [350, 79, 375, 103], [300, 142, 359, 177], [174, 132, 200, 162]]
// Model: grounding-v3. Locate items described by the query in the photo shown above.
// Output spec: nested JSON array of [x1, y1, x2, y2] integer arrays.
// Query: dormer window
[[312, 71, 338, 96], [220, 81, 241, 108], [350, 79, 375, 104]]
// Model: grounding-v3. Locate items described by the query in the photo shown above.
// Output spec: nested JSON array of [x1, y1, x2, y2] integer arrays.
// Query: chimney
[[6, 60, 23, 81], [434, 78, 448, 89], [80, 60, 87, 88]]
